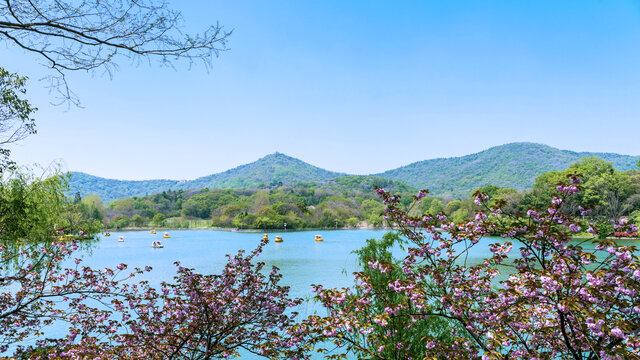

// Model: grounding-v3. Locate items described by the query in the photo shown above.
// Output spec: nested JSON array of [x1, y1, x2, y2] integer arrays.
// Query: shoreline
[[571, 236, 640, 240], [104, 226, 394, 233], [101, 227, 640, 240]]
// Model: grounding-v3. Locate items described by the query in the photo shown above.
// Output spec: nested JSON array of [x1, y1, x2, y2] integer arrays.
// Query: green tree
[[0, 170, 66, 242], [78, 194, 105, 221], [429, 198, 445, 214], [527, 157, 636, 220], [182, 193, 214, 219], [451, 208, 472, 223], [361, 199, 384, 226], [152, 213, 166, 227], [309, 232, 459, 358], [109, 198, 136, 213], [0, 68, 37, 173], [630, 210, 640, 226], [111, 214, 130, 229], [0, 169, 101, 243], [131, 214, 145, 227], [445, 199, 462, 213], [584, 171, 635, 222], [231, 213, 256, 229]]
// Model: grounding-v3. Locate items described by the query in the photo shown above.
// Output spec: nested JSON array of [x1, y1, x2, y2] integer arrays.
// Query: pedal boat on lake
[[315, 234, 324, 242], [118, 236, 124, 242], [151, 241, 164, 248], [150, 230, 156, 235], [163, 232, 170, 238], [104, 232, 110, 237], [274, 235, 283, 243], [263, 234, 268, 241]]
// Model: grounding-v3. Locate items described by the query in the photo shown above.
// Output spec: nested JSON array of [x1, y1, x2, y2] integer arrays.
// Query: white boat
[[151, 241, 164, 248], [118, 236, 124, 242]]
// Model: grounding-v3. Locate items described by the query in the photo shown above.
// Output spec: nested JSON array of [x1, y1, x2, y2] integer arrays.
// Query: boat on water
[[118, 236, 124, 242], [274, 235, 283, 243], [163, 232, 170, 238], [104, 232, 111, 237], [150, 230, 156, 235], [151, 241, 164, 248], [263, 234, 268, 241], [315, 234, 324, 242]]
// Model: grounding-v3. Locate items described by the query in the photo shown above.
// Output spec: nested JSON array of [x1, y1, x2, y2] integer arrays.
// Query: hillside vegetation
[[84, 158, 640, 233], [376, 142, 640, 197], [69, 143, 640, 203], [70, 153, 345, 203], [102, 176, 416, 230]]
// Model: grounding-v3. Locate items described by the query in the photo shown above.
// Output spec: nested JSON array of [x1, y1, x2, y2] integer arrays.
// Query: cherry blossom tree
[[3, 238, 310, 359], [4, 172, 640, 360], [305, 175, 640, 359], [0, 240, 144, 355]]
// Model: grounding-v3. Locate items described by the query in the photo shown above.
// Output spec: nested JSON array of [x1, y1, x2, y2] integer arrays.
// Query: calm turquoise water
[[92, 229, 389, 299], [15, 230, 621, 357], [76, 229, 499, 359], [89, 229, 508, 297], [11, 229, 390, 357]]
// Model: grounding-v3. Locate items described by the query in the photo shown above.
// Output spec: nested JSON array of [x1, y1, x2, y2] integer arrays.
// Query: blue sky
[[4, 1, 640, 180]]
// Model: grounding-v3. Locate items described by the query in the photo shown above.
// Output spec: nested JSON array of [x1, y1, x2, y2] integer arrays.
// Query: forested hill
[[105, 175, 417, 230], [376, 142, 640, 197], [69, 143, 640, 203], [68, 172, 181, 204], [180, 152, 346, 189], [69, 153, 346, 203]]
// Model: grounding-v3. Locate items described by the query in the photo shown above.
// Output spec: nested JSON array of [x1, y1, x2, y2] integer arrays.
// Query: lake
[[88, 229, 506, 299], [11, 229, 393, 357], [13, 229, 626, 358], [91, 229, 390, 299], [6, 229, 510, 357]]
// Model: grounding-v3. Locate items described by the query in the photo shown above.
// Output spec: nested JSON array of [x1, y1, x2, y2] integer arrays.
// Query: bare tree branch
[[1, 0, 231, 105]]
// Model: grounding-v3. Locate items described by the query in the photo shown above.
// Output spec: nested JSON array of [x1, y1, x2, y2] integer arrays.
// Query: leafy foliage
[[0, 68, 36, 173], [377, 142, 640, 198], [103, 176, 416, 229], [87, 158, 640, 231], [305, 232, 459, 359], [0, 170, 101, 243], [306, 178, 640, 359]]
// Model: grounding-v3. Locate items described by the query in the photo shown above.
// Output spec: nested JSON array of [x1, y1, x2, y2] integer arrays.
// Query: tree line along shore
[[70, 157, 640, 237]]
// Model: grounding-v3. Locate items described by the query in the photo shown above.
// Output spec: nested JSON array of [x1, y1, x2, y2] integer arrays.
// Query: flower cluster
[[305, 176, 640, 359], [2, 238, 310, 359]]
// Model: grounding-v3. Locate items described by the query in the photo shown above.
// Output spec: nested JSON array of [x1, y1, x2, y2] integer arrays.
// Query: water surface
[[17, 230, 624, 358]]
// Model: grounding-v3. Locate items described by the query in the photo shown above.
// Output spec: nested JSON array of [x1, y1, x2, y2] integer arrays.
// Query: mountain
[[375, 142, 640, 197], [68, 172, 181, 203], [69, 143, 640, 203], [177, 152, 345, 190], [69, 153, 346, 203]]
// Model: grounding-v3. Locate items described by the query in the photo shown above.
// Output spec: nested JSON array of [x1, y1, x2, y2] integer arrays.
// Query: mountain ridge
[[69, 152, 347, 203], [69, 143, 640, 203], [374, 142, 640, 196]]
